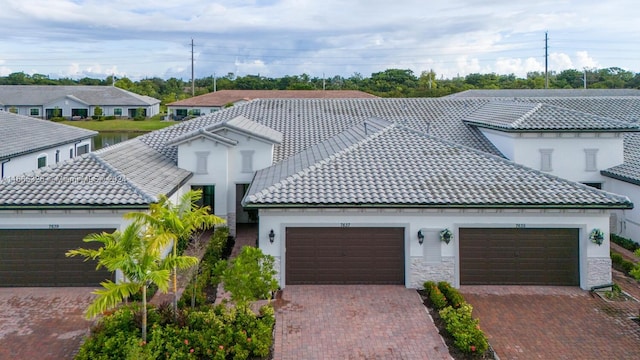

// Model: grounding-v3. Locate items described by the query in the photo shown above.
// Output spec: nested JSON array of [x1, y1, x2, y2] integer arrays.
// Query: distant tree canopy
[[1, 67, 638, 105]]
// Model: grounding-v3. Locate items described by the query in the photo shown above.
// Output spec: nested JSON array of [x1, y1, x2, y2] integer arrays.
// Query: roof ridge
[[254, 122, 395, 201], [511, 102, 542, 128], [89, 151, 157, 203]]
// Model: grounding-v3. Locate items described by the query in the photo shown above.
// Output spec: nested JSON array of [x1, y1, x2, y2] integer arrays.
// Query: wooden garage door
[[0, 229, 114, 287], [459, 228, 579, 286], [285, 227, 404, 285]]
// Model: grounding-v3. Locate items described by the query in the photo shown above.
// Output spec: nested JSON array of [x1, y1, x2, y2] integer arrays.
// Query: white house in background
[[2, 96, 638, 290], [166, 90, 376, 120], [0, 85, 161, 119], [0, 111, 96, 179]]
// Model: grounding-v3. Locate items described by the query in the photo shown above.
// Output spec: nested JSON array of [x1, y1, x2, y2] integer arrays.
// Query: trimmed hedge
[[611, 234, 640, 252], [423, 281, 490, 355]]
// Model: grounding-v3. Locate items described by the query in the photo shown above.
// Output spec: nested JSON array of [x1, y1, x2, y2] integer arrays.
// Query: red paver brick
[[0, 287, 95, 360], [273, 285, 452, 360], [461, 286, 640, 360]]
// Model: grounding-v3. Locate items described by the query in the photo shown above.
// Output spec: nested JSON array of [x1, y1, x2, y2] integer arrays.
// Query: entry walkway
[[273, 285, 452, 360]]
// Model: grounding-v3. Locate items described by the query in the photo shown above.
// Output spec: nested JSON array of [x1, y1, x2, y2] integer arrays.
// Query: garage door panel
[[460, 228, 579, 286], [0, 229, 114, 287], [286, 227, 404, 285]]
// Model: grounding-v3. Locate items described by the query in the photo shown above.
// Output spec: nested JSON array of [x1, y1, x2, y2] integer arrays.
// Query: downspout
[[1, 158, 10, 179]]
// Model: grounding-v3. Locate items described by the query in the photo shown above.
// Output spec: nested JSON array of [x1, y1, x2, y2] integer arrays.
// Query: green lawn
[[59, 118, 177, 132]]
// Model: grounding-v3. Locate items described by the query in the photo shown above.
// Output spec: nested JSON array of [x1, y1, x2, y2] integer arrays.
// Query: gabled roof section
[[244, 123, 631, 209], [463, 101, 640, 132], [167, 90, 377, 107], [0, 111, 97, 159], [0, 85, 160, 106], [0, 139, 192, 209], [166, 128, 239, 147], [602, 133, 640, 185], [209, 115, 283, 144]]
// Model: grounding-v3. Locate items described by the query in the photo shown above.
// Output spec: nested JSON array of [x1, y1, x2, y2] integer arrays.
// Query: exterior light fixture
[[269, 229, 275, 244], [417, 229, 425, 245]]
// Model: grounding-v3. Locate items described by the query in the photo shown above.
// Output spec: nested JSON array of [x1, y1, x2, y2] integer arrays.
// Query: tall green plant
[[126, 189, 225, 314], [66, 220, 198, 341], [221, 246, 279, 306]]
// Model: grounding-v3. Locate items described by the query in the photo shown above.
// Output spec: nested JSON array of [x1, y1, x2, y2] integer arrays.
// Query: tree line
[[2, 67, 639, 103]]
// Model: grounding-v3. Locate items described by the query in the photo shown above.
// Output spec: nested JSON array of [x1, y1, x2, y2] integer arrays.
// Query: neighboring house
[[1, 96, 639, 290], [0, 111, 96, 179], [166, 90, 377, 119], [0, 85, 161, 119], [448, 89, 640, 240]]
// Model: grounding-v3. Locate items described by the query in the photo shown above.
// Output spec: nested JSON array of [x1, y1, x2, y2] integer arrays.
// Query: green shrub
[[439, 304, 489, 354], [611, 234, 640, 252], [427, 283, 448, 310], [437, 281, 465, 308], [611, 251, 636, 275]]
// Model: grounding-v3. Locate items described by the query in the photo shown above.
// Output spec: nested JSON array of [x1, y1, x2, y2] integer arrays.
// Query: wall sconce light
[[417, 229, 425, 245], [268, 229, 275, 244]]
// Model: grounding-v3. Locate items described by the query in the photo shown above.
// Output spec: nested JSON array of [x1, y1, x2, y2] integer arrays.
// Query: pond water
[[93, 132, 146, 150]]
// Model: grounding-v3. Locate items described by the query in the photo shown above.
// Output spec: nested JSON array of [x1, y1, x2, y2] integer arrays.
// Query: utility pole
[[583, 68, 587, 89], [213, 72, 217, 92], [191, 38, 195, 96], [544, 31, 549, 89]]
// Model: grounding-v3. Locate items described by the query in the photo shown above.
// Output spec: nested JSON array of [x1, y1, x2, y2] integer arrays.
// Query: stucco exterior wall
[[604, 178, 639, 241], [480, 129, 624, 184], [257, 207, 612, 290], [1, 138, 92, 179]]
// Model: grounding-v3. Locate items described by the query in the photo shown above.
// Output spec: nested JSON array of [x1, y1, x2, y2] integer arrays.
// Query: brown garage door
[[460, 228, 579, 286], [0, 229, 114, 287], [285, 227, 404, 285]]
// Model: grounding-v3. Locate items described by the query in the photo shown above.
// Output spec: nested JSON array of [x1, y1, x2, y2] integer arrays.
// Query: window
[[540, 149, 553, 172], [195, 151, 210, 174], [76, 144, 89, 156], [70, 148, 74, 158], [241, 150, 255, 173], [55, 150, 60, 163], [585, 149, 598, 171], [191, 185, 215, 213], [37, 155, 47, 169], [30, 108, 40, 116], [421, 229, 442, 263], [114, 108, 122, 116], [191, 109, 201, 116]]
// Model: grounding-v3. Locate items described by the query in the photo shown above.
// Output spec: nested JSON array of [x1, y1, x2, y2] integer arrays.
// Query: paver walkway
[[0, 287, 95, 360], [461, 285, 640, 360], [273, 285, 452, 360]]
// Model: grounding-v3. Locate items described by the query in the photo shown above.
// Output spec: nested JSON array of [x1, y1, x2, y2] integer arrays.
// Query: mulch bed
[[417, 290, 496, 360]]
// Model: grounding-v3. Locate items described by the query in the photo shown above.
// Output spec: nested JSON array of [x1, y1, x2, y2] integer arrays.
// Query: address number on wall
[[49, 224, 60, 229], [340, 223, 351, 228], [515, 224, 526, 228]]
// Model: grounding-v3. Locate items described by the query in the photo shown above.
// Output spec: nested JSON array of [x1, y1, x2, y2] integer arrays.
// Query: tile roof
[[209, 115, 283, 144], [448, 89, 640, 98], [167, 90, 377, 107], [0, 139, 191, 208], [0, 85, 160, 106], [463, 101, 640, 132], [243, 123, 631, 208], [0, 111, 97, 159]]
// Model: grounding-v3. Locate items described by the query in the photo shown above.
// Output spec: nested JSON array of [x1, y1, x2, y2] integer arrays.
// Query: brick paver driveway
[[0, 288, 95, 359], [461, 286, 640, 360], [273, 285, 451, 360]]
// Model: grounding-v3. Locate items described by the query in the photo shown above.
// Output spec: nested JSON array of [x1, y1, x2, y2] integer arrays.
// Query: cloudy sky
[[0, 0, 638, 81]]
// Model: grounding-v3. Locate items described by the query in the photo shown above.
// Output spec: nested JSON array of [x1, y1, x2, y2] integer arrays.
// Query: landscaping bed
[[418, 281, 496, 360]]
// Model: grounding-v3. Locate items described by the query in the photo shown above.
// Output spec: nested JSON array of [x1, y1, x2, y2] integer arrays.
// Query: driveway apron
[[273, 285, 451, 360], [0, 287, 95, 359]]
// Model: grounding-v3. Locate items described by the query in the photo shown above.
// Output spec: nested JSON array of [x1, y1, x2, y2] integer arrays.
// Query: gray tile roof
[[0, 139, 191, 208], [0, 85, 160, 106], [0, 111, 97, 159], [463, 101, 640, 132], [243, 123, 631, 208], [448, 89, 640, 98]]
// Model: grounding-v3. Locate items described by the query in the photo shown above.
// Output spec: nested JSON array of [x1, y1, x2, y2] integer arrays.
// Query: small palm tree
[[66, 220, 198, 341], [126, 189, 225, 314]]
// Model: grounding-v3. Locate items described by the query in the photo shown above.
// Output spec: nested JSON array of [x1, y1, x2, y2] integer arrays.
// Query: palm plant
[[66, 220, 198, 341], [125, 189, 225, 314]]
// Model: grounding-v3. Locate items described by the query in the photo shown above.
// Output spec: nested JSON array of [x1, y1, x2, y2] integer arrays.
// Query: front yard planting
[[420, 281, 493, 359]]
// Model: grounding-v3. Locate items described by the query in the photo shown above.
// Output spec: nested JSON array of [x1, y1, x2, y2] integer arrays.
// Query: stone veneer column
[[410, 256, 455, 288], [587, 257, 612, 289]]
